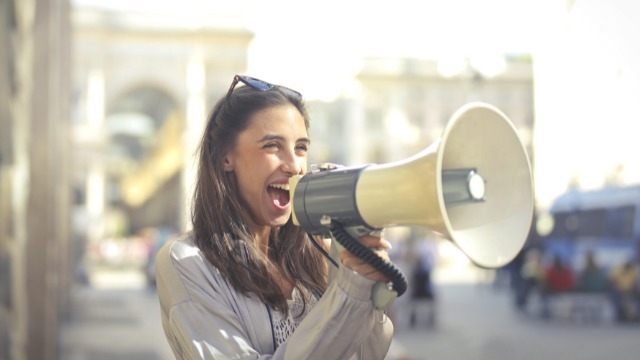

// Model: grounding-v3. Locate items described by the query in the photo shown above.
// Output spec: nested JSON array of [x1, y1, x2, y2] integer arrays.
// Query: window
[[576, 209, 606, 237], [549, 206, 636, 239], [604, 205, 635, 238]]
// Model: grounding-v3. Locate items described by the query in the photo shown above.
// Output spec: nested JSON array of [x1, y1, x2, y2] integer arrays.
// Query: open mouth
[[267, 183, 290, 207]]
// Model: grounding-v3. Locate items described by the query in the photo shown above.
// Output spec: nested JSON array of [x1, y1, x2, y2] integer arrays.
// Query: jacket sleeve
[[156, 238, 393, 360], [276, 265, 394, 360], [156, 239, 268, 359]]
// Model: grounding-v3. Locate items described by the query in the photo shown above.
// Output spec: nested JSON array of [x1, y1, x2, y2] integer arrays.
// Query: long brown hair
[[192, 84, 328, 312]]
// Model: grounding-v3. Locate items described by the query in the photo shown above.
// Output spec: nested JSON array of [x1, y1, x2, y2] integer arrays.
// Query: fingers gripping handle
[[328, 221, 406, 310]]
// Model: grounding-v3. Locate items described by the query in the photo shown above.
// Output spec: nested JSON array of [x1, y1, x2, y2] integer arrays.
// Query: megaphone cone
[[291, 102, 534, 269]]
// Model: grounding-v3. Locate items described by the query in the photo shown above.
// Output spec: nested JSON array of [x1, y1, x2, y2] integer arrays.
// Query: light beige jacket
[[155, 234, 394, 360]]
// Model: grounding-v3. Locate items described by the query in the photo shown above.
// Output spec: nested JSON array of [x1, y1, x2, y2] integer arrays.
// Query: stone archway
[[104, 87, 183, 236], [106, 87, 176, 163]]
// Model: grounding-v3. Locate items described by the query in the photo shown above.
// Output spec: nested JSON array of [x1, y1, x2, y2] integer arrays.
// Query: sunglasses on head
[[225, 75, 303, 101]]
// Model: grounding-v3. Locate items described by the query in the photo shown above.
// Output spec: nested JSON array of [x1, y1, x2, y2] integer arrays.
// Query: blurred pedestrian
[[576, 250, 607, 293], [408, 238, 436, 327], [515, 247, 544, 311], [154, 75, 394, 359], [609, 259, 638, 322], [544, 254, 575, 292], [540, 254, 574, 317]]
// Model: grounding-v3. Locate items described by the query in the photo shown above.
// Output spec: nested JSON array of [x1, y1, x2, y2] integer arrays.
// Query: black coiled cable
[[329, 220, 408, 297]]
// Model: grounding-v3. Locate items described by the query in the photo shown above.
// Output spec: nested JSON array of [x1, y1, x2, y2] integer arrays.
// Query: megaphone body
[[289, 102, 534, 269]]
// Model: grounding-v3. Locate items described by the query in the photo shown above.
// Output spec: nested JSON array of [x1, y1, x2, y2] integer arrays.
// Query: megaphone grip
[[329, 220, 408, 297]]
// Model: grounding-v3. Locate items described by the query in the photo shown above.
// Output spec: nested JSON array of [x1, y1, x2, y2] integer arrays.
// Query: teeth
[[269, 183, 290, 191]]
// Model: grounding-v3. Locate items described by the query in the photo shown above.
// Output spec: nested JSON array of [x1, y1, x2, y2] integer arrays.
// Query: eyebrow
[[257, 134, 311, 144]]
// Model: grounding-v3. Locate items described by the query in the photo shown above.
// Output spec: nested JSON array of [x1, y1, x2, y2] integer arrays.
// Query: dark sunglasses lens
[[243, 77, 272, 91]]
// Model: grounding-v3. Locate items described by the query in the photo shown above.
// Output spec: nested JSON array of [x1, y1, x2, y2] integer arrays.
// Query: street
[[390, 284, 640, 360], [59, 267, 174, 360], [59, 267, 640, 360]]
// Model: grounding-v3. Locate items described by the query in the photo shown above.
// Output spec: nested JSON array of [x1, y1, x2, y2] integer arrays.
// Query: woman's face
[[224, 104, 309, 229]]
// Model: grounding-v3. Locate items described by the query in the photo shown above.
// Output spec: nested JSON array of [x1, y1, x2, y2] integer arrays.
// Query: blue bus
[[540, 185, 640, 272]]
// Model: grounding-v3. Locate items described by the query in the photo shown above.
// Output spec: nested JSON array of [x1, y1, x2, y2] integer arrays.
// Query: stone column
[[2, 0, 71, 358], [26, 0, 71, 358], [182, 48, 206, 231]]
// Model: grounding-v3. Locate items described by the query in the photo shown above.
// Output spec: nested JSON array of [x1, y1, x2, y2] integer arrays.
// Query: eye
[[296, 143, 309, 153], [264, 142, 279, 150]]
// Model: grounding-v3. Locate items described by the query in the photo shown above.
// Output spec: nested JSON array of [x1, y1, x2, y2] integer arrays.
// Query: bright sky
[[532, 0, 640, 208], [244, 0, 541, 99]]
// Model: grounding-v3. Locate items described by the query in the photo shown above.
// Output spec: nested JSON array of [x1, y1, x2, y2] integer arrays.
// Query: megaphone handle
[[328, 221, 408, 305]]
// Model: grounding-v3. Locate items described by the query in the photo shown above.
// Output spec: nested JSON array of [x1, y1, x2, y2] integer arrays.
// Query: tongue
[[268, 187, 289, 207]]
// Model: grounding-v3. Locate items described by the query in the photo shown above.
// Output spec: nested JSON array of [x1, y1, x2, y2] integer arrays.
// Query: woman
[[155, 75, 394, 359]]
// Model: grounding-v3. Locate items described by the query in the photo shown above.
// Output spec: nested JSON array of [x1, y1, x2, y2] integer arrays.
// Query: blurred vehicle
[[534, 185, 640, 321], [540, 185, 640, 272]]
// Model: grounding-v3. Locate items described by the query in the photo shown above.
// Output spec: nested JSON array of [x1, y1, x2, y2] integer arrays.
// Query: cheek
[[236, 159, 269, 190], [235, 174, 261, 214], [298, 156, 308, 172]]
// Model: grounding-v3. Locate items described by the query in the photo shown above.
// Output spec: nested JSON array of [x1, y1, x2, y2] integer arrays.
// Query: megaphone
[[289, 102, 534, 269]]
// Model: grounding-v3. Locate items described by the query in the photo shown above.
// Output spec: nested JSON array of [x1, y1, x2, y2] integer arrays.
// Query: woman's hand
[[340, 234, 393, 282]]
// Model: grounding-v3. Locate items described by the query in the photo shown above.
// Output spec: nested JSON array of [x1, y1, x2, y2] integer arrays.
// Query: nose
[[281, 150, 304, 175]]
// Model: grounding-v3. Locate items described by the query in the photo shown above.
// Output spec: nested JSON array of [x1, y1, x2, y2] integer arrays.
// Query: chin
[[269, 213, 291, 228], [271, 218, 289, 228]]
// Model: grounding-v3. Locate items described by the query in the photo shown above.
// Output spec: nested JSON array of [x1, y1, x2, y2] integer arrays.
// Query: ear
[[223, 154, 234, 172]]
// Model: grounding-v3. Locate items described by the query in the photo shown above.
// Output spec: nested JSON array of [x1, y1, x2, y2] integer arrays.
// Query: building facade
[[71, 6, 254, 245], [308, 56, 534, 168]]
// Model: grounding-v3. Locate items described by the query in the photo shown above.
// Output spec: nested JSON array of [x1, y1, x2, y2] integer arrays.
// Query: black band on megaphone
[[292, 165, 371, 235]]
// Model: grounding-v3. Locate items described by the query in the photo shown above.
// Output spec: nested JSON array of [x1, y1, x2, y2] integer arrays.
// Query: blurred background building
[[2, 0, 640, 359], [70, 4, 253, 269]]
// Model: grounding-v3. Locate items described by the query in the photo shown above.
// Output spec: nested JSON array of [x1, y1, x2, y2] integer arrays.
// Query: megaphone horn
[[290, 102, 534, 269]]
